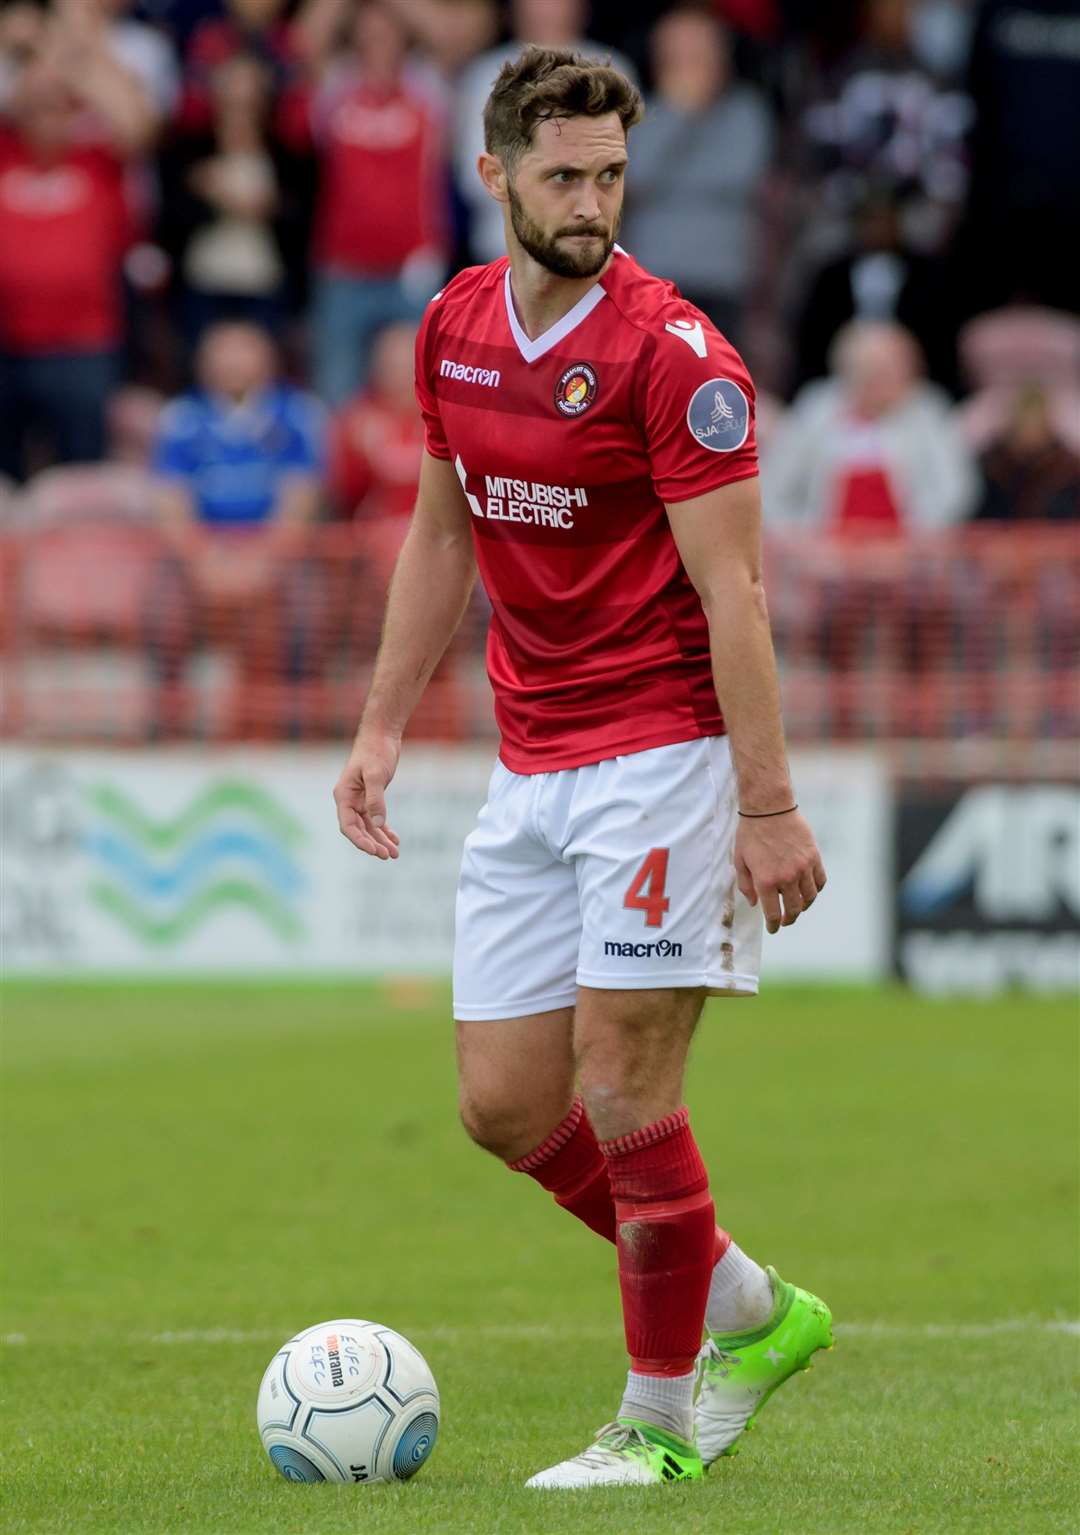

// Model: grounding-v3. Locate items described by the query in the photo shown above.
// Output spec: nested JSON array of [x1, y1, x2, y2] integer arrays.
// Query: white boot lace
[[700, 1340, 744, 1380], [576, 1421, 651, 1469]]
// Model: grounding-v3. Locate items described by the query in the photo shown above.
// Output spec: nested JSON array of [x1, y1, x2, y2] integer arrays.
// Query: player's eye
[[551, 170, 575, 183]]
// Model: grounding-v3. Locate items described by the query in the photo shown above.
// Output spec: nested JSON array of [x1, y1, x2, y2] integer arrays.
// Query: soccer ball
[[256, 1319, 439, 1484]]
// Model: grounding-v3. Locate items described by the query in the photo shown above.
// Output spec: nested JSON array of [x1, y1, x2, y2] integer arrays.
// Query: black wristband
[[738, 804, 798, 819]]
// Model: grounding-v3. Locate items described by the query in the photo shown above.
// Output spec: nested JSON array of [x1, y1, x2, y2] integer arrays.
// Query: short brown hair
[[483, 45, 643, 172]]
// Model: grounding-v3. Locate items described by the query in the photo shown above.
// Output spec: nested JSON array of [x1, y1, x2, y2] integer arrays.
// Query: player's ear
[[478, 152, 510, 205]]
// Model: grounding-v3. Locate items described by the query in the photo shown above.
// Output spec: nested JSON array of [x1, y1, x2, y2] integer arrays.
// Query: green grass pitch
[[2, 981, 1077, 1534]]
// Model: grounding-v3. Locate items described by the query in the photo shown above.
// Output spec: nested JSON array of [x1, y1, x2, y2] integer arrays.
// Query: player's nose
[[571, 190, 603, 223]]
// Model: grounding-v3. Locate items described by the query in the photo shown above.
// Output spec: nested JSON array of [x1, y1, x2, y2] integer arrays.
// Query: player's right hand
[[735, 809, 826, 935], [333, 735, 402, 860]]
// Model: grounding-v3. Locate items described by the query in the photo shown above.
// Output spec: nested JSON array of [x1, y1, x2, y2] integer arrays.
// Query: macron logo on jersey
[[439, 358, 501, 388], [665, 319, 708, 359]]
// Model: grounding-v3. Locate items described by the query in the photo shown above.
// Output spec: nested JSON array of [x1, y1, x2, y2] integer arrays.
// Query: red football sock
[[507, 1096, 616, 1243], [600, 1107, 715, 1376], [508, 1098, 732, 1268]]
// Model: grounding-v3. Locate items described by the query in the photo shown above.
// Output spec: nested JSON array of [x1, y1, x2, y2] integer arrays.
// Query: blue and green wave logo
[[83, 781, 306, 945]]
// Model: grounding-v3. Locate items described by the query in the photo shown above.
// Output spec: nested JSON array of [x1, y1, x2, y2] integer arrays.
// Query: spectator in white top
[[763, 320, 979, 720], [763, 320, 976, 535], [621, 5, 772, 345], [453, 0, 636, 264]]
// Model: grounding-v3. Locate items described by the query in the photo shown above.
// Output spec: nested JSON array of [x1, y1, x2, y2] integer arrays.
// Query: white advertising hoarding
[[1, 746, 887, 980]]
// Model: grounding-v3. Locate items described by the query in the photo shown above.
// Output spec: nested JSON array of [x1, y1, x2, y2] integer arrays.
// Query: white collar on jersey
[[503, 261, 614, 365]]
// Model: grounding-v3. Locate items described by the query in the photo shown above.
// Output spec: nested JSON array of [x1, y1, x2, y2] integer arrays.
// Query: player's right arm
[[642, 302, 826, 933], [333, 449, 476, 860]]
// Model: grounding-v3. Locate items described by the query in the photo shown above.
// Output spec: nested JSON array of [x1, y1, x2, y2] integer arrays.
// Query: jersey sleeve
[[414, 294, 451, 460], [643, 313, 759, 504]]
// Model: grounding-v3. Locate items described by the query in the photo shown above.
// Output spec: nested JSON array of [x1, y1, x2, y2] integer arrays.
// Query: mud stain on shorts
[[720, 872, 736, 930]]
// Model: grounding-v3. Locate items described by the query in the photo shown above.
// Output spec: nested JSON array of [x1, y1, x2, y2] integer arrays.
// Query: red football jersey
[[415, 248, 759, 773]]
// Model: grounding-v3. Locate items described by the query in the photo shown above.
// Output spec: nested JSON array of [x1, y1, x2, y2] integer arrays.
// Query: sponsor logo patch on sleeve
[[686, 377, 750, 453]]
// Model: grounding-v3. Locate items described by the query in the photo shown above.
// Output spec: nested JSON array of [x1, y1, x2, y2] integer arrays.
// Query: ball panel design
[[302, 1395, 396, 1482], [392, 1412, 438, 1480], [256, 1352, 302, 1435], [374, 1327, 439, 1406], [268, 1445, 325, 1483]]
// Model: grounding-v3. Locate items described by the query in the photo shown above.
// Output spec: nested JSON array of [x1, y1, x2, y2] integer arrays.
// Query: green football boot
[[525, 1418, 704, 1489], [695, 1265, 834, 1464]]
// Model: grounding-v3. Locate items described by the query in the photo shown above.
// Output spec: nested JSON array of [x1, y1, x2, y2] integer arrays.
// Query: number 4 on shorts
[[623, 847, 670, 929]]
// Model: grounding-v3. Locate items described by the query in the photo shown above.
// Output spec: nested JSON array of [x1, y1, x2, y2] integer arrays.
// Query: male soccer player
[[334, 46, 833, 1489]]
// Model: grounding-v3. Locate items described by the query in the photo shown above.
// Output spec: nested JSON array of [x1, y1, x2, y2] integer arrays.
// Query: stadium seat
[[20, 463, 158, 526], [16, 519, 166, 640], [9, 518, 168, 740]]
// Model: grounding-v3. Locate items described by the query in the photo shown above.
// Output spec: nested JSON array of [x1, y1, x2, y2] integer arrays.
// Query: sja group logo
[[895, 782, 1079, 995], [686, 377, 750, 452]]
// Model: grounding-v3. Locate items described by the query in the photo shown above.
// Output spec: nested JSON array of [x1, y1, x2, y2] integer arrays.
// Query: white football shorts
[[453, 736, 763, 1021]]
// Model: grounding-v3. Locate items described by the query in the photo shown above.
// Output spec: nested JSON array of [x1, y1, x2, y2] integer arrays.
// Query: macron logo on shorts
[[439, 358, 501, 387], [604, 938, 683, 959]]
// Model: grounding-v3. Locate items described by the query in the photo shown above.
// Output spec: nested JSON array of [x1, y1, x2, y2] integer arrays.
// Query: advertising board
[[895, 782, 1080, 994], [1, 746, 888, 980]]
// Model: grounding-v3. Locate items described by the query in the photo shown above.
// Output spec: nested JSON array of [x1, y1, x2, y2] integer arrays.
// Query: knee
[[576, 996, 695, 1141], [459, 1089, 522, 1160], [578, 1068, 656, 1142], [459, 1087, 568, 1163]]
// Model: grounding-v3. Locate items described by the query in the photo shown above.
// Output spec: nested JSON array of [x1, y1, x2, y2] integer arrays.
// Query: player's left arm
[[666, 476, 826, 933]]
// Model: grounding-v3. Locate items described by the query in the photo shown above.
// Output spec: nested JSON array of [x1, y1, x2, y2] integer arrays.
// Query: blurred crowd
[[1, 0, 1078, 741]]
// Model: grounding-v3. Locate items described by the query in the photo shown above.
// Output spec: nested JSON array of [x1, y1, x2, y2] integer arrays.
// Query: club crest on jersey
[[554, 362, 598, 418], [686, 377, 750, 453]]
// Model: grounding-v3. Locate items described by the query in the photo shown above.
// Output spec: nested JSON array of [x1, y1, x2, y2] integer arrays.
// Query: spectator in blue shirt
[[149, 321, 328, 736]]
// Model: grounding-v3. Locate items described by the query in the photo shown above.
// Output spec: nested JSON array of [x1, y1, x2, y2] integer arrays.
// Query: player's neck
[[506, 248, 611, 341]]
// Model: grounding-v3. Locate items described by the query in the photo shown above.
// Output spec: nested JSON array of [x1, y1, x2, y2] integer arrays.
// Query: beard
[[507, 182, 618, 278]]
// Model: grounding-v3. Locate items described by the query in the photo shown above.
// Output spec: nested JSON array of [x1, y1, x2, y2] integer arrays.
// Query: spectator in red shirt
[[0, 47, 146, 479], [327, 318, 424, 662], [307, 0, 448, 404], [327, 318, 422, 523], [179, 0, 311, 147]]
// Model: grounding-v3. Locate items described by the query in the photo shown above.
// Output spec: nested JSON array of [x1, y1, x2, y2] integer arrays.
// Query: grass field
[[2, 981, 1077, 1535]]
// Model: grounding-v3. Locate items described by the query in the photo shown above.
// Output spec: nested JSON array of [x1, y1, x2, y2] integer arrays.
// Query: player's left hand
[[735, 810, 826, 935]]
